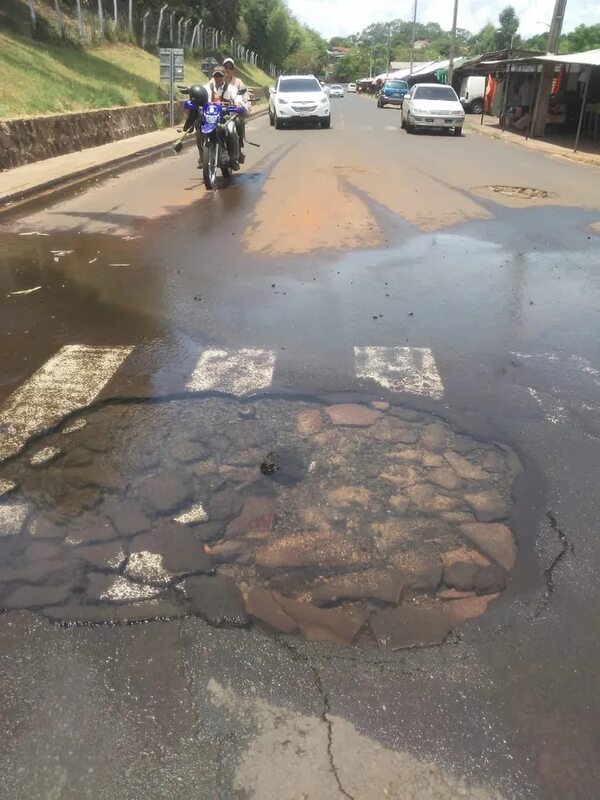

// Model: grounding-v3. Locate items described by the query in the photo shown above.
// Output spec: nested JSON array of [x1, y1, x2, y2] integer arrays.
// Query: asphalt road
[[1, 94, 600, 799]]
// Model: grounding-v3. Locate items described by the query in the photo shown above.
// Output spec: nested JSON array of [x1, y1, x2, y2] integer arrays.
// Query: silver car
[[402, 83, 465, 136]]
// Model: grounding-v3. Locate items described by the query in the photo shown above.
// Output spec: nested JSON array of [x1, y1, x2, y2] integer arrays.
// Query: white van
[[459, 76, 486, 114]]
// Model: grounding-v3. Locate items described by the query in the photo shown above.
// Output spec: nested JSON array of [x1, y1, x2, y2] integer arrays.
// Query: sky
[[286, 0, 599, 40]]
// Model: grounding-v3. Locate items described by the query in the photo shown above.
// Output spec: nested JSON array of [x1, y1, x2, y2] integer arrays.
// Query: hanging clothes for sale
[[485, 75, 497, 113]]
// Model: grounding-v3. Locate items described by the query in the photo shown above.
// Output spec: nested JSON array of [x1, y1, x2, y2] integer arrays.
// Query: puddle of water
[[0, 397, 520, 648]]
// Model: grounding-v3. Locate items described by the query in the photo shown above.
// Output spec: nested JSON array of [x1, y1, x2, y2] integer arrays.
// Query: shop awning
[[533, 49, 600, 67]]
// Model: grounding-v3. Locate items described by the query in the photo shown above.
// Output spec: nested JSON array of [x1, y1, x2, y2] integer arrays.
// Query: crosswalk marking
[[186, 348, 277, 396], [354, 346, 445, 400], [0, 345, 133, 462]]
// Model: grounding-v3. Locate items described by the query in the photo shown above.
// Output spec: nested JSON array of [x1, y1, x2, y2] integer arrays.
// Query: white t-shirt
[[205, 80, 243, 106]]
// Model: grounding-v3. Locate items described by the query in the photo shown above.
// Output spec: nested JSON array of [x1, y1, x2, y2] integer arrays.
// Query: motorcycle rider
[[223, 58, 250, 163], [205, 66, 243, 170]]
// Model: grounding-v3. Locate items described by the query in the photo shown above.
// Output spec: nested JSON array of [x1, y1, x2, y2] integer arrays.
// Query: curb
[[464, 118, 600, 169], [0, 106, 270, 212]]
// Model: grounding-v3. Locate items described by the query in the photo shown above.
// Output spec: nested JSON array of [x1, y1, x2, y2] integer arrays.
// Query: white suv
[[269, 75, 331, 129]]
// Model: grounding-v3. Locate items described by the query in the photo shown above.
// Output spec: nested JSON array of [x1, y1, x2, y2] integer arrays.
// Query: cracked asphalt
[[1, 96, 600, 798]]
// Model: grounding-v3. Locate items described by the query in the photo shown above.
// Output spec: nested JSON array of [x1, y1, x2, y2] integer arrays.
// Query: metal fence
[[25, 0, 277, 78]]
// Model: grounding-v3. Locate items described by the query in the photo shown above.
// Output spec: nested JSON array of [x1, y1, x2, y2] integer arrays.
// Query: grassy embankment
[[0, 32, 271, 119]]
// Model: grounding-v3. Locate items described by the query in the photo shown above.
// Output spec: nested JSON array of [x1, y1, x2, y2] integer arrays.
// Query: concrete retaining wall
[[0, 101, 184, 171]]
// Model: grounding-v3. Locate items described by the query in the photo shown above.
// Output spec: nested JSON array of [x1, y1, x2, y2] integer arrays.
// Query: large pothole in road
[[486, 185, 554, 200], [0, 398, 520, 649]]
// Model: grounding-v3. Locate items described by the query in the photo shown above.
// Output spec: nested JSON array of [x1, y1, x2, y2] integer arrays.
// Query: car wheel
[[269, 109, 274, 126], [453, 126, 463, 137], [275, 114, 284, 130], [377, 99, 383, 108], [321, 116, 331, 129], [400, 115, 406, 129], [406, 114, 415, 134], [470, 100, 484, 115]]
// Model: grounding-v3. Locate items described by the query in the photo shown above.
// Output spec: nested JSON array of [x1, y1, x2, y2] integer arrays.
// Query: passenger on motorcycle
[[181, 68, 243, 171], [205, 66, 244, 171], [223, 58, 251, 163]]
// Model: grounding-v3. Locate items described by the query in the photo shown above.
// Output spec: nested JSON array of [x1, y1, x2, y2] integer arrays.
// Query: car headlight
[[452, 110, 464, 116], [277, 98, 288, 105], [321, 94, 328, 102]]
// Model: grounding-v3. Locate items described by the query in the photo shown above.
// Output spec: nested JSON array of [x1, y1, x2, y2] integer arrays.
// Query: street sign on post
[[160, 48, 184, 127]]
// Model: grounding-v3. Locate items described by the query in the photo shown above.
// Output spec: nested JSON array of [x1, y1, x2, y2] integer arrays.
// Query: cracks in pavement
[[276, 638, 355, 800], [535, 511, 574, 617]]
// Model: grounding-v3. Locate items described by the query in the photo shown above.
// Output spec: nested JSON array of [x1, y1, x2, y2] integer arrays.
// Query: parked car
[[330, 84, 345, 98], [347, 82, 357, 93], [401, 83, 465, 135], [377, 79, 409, 108], [269, 74, 331, 129], [459, 75, 486, 114]]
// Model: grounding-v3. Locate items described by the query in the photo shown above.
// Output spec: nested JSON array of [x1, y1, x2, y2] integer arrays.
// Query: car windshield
[[331, 85, 342, 90], [414, 85, 457, 101], [385, 81, 408, 90], [279, 78, 321, 93]]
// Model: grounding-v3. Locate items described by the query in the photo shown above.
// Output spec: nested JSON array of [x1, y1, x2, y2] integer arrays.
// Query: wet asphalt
[[1, 96, 600, 798]]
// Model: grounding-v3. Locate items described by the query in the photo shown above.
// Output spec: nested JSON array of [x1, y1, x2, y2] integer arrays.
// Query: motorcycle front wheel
[[202, 140, 218, 190]]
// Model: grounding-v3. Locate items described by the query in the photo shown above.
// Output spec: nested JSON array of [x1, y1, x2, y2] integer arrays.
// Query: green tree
[[564, 23, 600, 52], [495, 6, 520, 50], [470, 23, 497, 55], [266, 4, 290, 66], [333, 49, 371, 82]]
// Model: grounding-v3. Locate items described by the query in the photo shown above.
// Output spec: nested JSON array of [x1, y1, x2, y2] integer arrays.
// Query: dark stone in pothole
[[67, 514, 118, 544], [131, 522, 213, 576], [102, 497, 152, 536], [208, 491, 244, 521], [3, 583, 77, 609], [137, 471, 192, 515], [181, 575, 248, 627], [43, 599, 182, 623], [473, 564, 506, 594], [260, 447, 305, 486], [370, 603, 451, 649], [443, 562, 480, 592]]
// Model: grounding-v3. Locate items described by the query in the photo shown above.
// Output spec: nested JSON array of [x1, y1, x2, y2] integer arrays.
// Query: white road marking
[[361, 125, 374, 131], [354, 346, 444, 399], [384, 125, 398, 131], [0, 344, 133, 462], [187, 348, 277, 396]]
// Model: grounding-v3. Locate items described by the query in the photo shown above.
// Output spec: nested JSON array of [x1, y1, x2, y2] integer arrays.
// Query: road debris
[[8, 286, 41, 296]]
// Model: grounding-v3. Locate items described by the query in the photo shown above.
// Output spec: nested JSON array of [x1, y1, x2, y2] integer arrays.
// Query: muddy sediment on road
[[0, 397, 521, 648]]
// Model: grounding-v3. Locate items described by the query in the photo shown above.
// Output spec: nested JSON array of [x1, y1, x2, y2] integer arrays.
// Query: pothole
[[486, 185, 555, 200], [0, 397, 521, 648]]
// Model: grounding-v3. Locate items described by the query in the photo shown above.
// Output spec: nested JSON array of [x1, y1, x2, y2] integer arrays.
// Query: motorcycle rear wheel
[[202, 142, 218, 190]]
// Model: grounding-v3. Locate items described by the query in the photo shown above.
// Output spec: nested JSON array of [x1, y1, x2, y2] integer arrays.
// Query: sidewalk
[[0, 106, 268, 208], [464, 115, 600, 168]]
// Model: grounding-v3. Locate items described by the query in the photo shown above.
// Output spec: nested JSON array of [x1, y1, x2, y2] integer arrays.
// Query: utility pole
[[447, 0, 459, 86], [531, 0, 567, 137], [409, 0, 418, 74]]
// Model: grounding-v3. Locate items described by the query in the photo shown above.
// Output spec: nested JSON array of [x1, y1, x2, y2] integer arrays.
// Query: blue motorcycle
[[183, 97, 245, 190]]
